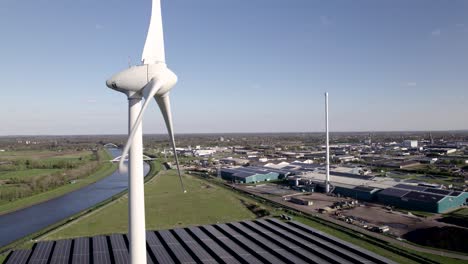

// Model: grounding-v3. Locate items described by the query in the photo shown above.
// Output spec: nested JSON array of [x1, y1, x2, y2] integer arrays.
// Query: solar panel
[[201, 225, 262, 264], [172, 228, 217, 264], [146, 231, 175, 264], [28, 241, 54, 264], [284, 220, 393, 264], [394, 184, 428, 192], [378, 188, 410, 198], [50, 239, 71, 264], [92, 236, 111, 264], [242, 221, 339, 264], [157, 230, 196, 263], [187, 227, 241, 264], [354, 186, 377, 192], [72, 237, 90, 264], [425, 188, 452, 195], [402, 191, 445, 203], [5, 249, 31, 264], [109, 234, 128, 264], [215, 224, 285, 264], [451, 191, 462, 197], [262, 219, 368, 264]]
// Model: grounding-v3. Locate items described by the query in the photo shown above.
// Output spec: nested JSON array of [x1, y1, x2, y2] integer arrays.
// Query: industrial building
[[403, 140, 418, 148], [223, 163, 468, 213], [4, 219, 395, 264], [377, 184, 468, 213], [333, 184, 381, 201], [220, 166, 291, 183]]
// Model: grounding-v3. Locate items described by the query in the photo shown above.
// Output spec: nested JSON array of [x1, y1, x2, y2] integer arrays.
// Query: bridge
[[111, 154, 155, 163], [103, 143, 119, 148]]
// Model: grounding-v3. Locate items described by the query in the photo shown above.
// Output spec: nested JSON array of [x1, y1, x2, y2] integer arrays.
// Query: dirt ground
[[238, 184, 349, 211], [339, 204, 448, 236], [234, 183, 457, 237]]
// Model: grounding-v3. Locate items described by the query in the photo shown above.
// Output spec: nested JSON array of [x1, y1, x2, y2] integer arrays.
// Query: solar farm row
[[4, 219, 395, 264]]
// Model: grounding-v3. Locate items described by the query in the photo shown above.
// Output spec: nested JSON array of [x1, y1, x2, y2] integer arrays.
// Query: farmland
[[0, 149, 115, 214]]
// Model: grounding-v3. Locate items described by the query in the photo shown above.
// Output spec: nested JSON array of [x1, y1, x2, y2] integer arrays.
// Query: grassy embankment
[[0, 149, 116, 215], [439, 208, 468, 228], [44, 169, 257, 240]]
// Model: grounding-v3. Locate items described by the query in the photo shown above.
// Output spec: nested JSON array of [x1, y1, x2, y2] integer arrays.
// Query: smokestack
[[325, 92, 330, 193]]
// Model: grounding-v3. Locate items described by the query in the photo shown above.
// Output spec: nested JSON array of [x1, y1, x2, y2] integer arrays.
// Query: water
[[0, 148, 150, 247]]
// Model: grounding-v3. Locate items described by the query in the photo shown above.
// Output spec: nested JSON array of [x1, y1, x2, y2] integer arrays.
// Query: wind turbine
[[105, 0, 185, 263]]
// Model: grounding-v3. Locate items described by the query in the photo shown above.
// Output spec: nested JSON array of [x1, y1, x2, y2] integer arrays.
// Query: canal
[[0, 148, 150, 248]]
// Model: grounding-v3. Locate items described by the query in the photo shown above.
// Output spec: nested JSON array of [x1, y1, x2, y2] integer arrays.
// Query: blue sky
[[0, 0, 467, 135]]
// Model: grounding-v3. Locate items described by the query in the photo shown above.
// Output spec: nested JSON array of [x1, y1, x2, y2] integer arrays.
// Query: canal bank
[[0, 148, 150, 249]]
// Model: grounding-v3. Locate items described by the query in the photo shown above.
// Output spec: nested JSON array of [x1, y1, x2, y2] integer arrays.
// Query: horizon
[[1, 129, 467, 138]]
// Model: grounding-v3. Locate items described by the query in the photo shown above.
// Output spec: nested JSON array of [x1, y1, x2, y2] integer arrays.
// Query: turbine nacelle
[[106, 64, 177, 97]]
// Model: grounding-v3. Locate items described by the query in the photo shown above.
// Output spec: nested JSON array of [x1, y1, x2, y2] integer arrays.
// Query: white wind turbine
[[106, 0, 185, 263]]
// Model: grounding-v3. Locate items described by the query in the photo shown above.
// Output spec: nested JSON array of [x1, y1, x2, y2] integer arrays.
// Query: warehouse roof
[[403, 191, 445, 203], [394, 184, 428, 192], [222, 166, 290, 179], [5, 219, 395, 264], [378, 184, 467, 204], [378, 188, 411, 198]]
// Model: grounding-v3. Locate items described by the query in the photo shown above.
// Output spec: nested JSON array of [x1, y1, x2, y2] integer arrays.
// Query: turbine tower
[[106, 1, 185, 263], [325, 92, 330, 193]]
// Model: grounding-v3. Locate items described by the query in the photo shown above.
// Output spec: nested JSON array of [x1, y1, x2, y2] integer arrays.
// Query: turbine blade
[[142, 0, 165, 64], [156, 93, 186, 193], [119, 80, 163, 172]]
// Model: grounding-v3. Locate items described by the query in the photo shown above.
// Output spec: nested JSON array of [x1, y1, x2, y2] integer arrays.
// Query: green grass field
[[0, 168, 62, 180], [45, 170, 256, 240], [451, 208, 468, 217], [0, 162, 116, 215], [0, 150, 92, 161], [0, 150, 116, 215], [0, 150, 93, 181]]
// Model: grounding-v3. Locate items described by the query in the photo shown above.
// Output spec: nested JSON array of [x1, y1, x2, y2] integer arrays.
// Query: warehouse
[[220, 166, 286, 183], [377, 184, 468, 213], [332, 184, 381, 201]]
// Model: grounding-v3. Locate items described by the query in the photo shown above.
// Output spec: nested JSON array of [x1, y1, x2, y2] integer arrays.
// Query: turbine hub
[[106, 64, 177, 96]]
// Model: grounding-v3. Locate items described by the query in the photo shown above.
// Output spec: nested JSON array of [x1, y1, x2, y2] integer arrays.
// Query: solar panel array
[[380, 183, 466, 203], [424, 188, 452, 196], [402, 191, 445, 203], [5, 219, 395, 264], [394, 184, 428, 192], [378, 188, 410, 198]]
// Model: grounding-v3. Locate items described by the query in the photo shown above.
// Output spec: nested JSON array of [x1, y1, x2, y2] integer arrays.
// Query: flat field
[[45, 170, 256, 240], [0, 149, 116, 214]]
